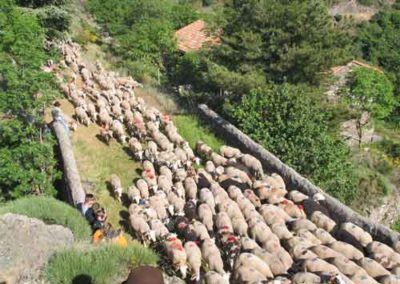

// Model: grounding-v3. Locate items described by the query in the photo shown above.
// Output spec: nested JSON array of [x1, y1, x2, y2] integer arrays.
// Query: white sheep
[[110, 174, 123, 202], [136, 179, 149, 199], [184, 177, 197, 200], [127, 185, 141, 203], [149, 219, 169, 240], [201, 238, 226, 275], [129, 214, 155, 244], [75, 106, 90, 126], [234, 253, 273, 279], [184, 241, 202, 281], [198, 203, 214, 232], [238, 154, 264, 179], [220, 145, 241, 158], [204, 271, 229, 284], [215, 212, 234, 234], [199, 188, 216, 214], [164, 235, 188, 278]]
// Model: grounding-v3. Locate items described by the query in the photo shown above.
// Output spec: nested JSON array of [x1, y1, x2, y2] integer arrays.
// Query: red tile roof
[[175, 19, 220, 53]]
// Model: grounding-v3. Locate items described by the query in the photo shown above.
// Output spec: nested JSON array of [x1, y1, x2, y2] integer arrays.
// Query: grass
[[173, 114, 224, 152], [0, 196, 91, 240], [71, 110, 140, 230], [45, 243, 158, 284]]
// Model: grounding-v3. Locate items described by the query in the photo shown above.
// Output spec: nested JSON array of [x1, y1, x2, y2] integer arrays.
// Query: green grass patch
[[173, 114, 224, 152], [45, 243, 158, 284], [0, 196, 91, 240]]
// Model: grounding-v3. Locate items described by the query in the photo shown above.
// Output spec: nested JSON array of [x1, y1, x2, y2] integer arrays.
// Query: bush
[[0, 196, 91, 240], [379, 139, 400, 159], [16, 0, 67, 8], [45, 243, 158, 284], [35, 5, 71, 38], [232, 84, 358, 203]]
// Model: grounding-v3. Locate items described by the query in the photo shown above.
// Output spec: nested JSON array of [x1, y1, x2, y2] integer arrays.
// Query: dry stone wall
[[197, 104, 400, 246]]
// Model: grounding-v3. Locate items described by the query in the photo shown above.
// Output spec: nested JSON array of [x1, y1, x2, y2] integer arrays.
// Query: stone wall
[[52, 120, 85, 206], [197, 104, 400, 246]]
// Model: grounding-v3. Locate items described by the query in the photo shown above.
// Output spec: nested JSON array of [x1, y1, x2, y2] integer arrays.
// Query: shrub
[[0, 196, 91, 240], [232, 84, 358, 203], [35, 5, 71, 38], [45, 243, 158, 284]]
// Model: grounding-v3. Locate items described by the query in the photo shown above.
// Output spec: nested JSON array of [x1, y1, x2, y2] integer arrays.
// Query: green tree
[[86, 0, 198, 82], [0, 0, 60, 200], [233, 84, 357, 203], [211, 0, 351, 85], [357, 5, 400, 120], [342, 67, 395, 146], [345, 68, 395, 119]]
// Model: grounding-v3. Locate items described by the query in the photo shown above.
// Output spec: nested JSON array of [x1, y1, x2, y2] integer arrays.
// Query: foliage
[[35, 5, 71, 38], [379, 138, 400, 160], [173, 114, 224, 152], [210, 0, 351, 85], [86, 0, 198, 82], [0, 0, 61, 200], [344, 67, 395, 119], [0, 196, 92, 240], [16, 0, 66, 8], [45, 243, 158, 284], [356, 5, 400, 120], [233, 84, 358, 203]]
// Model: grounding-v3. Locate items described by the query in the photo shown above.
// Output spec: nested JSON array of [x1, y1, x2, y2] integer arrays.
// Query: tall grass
[[0, 196, 91, 240], [45, 243, 158, 284], [173, 114, 224, 152]]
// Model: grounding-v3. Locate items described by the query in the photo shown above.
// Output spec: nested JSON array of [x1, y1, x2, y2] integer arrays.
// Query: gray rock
[[163, 274, 186, 284], [0, 213, 74, 284]]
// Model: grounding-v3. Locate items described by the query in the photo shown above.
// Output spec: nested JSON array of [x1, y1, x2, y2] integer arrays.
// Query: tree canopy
[[211, 0, 351, 85], [0, 0, 61, 200], [233, 84, 358, 203], [344, 67, 395, 120], [86, 0, 198, 82]]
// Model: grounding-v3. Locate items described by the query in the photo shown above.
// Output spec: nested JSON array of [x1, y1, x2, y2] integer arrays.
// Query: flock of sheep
[[57, 41, 400, 284]]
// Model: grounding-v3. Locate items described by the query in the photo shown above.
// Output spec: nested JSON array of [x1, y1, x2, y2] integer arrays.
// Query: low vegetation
[[44, 243, 158, 284], [173, 114, 224, 152], [0, 196, 91, 240]]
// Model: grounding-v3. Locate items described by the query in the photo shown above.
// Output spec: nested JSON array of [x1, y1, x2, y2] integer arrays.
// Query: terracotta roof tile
[[175, 19, 220, 53]]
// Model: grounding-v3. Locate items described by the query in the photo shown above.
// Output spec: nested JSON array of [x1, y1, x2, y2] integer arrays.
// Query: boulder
[[0, 213, 74, 283]]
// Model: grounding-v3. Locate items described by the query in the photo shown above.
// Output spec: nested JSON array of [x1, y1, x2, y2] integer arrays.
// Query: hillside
[[1, 0, 400, 283]]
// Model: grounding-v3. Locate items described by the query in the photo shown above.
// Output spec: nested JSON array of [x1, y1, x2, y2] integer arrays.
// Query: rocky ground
[[0, 214, 74, 284]]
